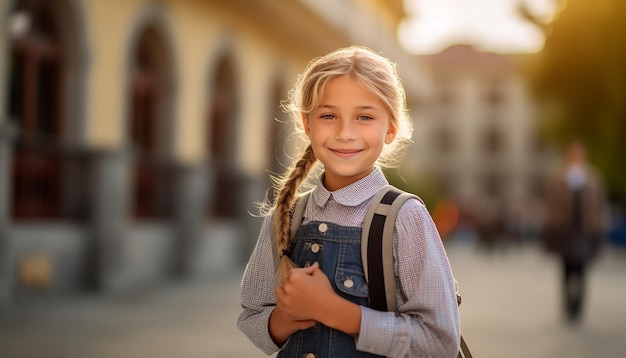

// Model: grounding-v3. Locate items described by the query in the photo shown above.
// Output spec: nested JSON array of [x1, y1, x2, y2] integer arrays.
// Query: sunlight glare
[[400, 0, 559, 54]]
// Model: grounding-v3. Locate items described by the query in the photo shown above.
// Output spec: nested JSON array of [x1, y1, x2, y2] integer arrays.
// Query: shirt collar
[[311, 167, 389, 207]]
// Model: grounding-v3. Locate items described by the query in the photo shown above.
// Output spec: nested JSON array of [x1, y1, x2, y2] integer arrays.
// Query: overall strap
[[269, 191, 311, 271], [361, 185, 420, 312]]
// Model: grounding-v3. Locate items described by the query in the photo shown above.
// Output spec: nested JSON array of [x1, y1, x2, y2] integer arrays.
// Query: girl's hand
[[274, 262, 334, 321], [274, 262, 362, 337], [268, 306, 316, 346], [269, 263, 326, 346]]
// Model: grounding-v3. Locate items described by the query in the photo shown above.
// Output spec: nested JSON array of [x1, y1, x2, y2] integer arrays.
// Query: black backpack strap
[[361, 185, 420, 311], [457, 335, 473, 358], [363, 186, 472, 358]]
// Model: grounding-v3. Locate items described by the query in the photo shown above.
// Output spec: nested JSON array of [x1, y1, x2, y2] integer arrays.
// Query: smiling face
[[303, 75, 397, 191]]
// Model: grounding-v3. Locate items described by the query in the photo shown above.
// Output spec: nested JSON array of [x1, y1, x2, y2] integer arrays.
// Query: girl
[[238, 46, 460, 357]]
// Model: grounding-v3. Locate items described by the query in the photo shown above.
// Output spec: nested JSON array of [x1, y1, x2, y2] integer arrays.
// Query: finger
[[302, 261, 319, 275]]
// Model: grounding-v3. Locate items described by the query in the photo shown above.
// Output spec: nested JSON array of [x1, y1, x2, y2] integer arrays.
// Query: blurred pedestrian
[[237, 46, 460, 357], [541, 140, 609, 323], [475, 196, 505, 253]]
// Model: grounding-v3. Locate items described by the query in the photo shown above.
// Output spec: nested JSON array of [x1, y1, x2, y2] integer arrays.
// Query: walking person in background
[[237, 46, 460, 357], [542, 140, 609, 323]]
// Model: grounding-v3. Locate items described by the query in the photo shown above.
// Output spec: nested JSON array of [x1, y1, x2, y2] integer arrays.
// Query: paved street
[[1, 241, 625, 358]]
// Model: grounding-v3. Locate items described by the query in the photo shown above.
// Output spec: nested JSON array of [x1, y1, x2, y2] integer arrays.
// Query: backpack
[[271, 185, 472, 358]]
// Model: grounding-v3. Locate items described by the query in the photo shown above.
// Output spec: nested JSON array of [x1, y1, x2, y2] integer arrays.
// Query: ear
[[384, 123, 397, 144], [302, 113, 311, 137]]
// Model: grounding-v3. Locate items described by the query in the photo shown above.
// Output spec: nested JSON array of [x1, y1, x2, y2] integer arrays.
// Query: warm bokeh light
[[432, 199, 459, 241], [399, 0, 559, 54]]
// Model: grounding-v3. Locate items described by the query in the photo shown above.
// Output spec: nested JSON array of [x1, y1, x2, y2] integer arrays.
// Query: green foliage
[[530, 0, 626, 204], [382, 168, 442, 210]]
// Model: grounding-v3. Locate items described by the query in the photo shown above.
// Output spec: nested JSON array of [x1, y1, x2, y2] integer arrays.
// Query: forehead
[[318, 75, 383, 107]]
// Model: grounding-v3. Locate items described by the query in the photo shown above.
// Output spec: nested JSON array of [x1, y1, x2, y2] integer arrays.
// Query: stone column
[[89, 149, 132, 293], [172, 164, 208, 277], [0, 122, 16, 307]]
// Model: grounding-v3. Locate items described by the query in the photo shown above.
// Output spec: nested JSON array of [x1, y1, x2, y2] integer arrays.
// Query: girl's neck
[[322, 167, 375, 191]]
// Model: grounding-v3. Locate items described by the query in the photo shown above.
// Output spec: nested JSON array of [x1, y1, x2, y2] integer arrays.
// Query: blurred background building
[[0, 0, 427, 306], [408, 44, 548, 246]]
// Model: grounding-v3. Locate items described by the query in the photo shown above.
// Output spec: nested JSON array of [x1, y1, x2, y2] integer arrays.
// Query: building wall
[[412, 45, 548, 240]]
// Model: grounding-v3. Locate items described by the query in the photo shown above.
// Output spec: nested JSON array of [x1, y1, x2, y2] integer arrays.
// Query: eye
[[320, 114, 336, 120], [357, 115, 373, 121]]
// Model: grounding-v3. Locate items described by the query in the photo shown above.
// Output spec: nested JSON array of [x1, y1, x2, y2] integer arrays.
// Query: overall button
[[305, 353, 316, 358], [311, 243, 320, 253], [318, 223, 328, 233], [344, 279, 354, 288]]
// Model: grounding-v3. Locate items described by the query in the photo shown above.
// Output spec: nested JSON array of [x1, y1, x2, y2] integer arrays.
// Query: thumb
[[302, 261, 319, 275]]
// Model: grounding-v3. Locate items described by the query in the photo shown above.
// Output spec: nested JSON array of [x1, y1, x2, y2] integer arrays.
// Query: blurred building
[[410, 44, 550, 240], [0, 0, 427, 305]]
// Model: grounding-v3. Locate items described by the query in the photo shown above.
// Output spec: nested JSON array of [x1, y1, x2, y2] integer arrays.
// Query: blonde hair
[[272, 46, 413, 280]]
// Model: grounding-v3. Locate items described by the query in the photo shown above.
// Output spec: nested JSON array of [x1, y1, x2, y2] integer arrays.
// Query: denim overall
[[278, 221, 384, 358]]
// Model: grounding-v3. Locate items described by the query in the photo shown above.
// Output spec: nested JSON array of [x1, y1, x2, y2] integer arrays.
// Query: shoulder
[[396, 196, 432, 226], [376, 189, 432, 234], [393, 196, 442, 257], [387, 189, 426, 213]]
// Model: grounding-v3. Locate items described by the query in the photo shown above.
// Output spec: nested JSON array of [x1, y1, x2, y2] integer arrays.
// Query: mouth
[[329, 148, 363, 158]]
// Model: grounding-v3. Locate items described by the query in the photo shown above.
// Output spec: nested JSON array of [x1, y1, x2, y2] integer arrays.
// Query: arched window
[[435, 126, 455, 154], [485, 81, 505, 107], [7, 0, 87, 220], [207, 55, 240, 219], [484, 126, 503, 155], [128, 24, 174, 219], [8, 1, 62, 139]]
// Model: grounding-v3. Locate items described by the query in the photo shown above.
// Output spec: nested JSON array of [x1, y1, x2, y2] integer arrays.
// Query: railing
[[132, 154, 178, 220], [209, 163, 244, 219], [11, 137, 91, 221], [9, 135, 244, 222]]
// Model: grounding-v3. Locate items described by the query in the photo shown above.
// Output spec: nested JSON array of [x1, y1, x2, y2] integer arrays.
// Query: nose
[[335, 118, 356, 141]]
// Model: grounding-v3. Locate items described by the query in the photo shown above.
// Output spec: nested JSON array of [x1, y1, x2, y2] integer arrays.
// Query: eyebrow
[[318, 104, 381, 111]]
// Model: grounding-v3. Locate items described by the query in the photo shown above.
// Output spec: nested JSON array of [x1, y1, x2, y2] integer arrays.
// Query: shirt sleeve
[[356, 199, 461, 357], [237, 214, 282, 355]]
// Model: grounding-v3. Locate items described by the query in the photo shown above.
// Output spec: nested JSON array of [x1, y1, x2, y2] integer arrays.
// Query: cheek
[[306, 127, 325, 147]]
